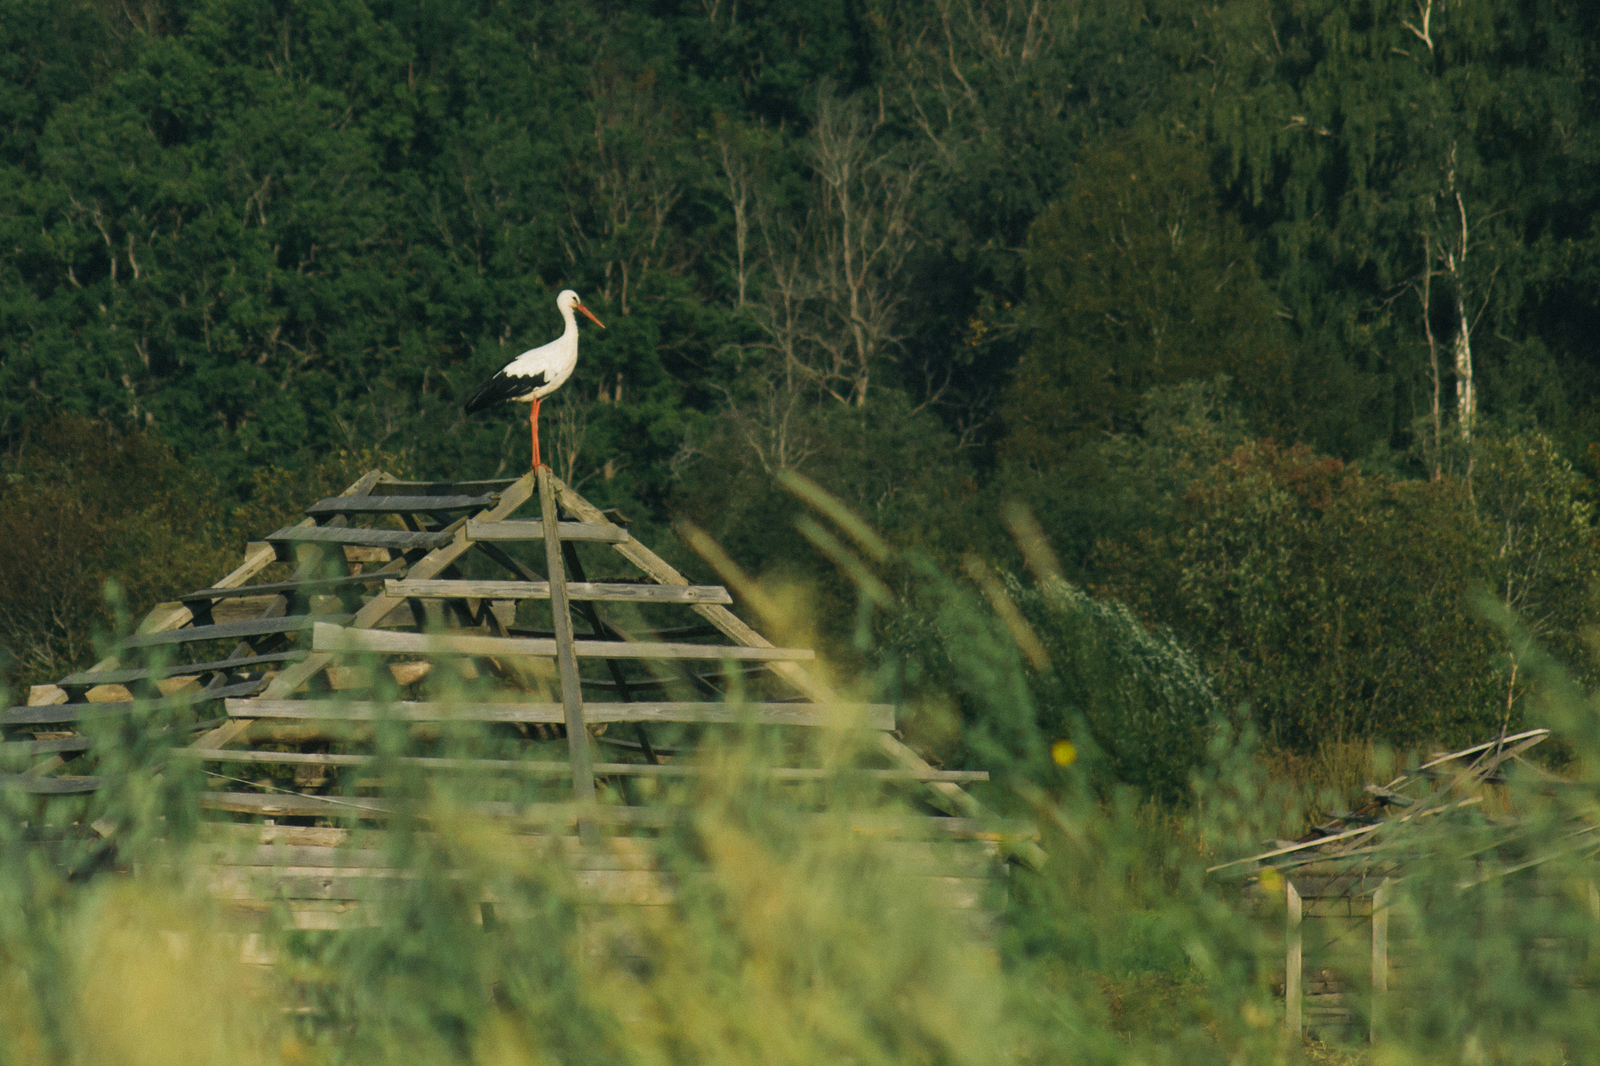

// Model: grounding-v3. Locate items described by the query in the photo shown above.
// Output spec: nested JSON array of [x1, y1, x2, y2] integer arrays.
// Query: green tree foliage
[[3, 0, 1600, 772], [1004, 129, 1288, 465], [1096, 413, 1599, 750], [0, 417, 234, 685]]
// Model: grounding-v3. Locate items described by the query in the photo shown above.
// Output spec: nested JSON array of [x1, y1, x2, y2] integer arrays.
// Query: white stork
[[464, 289, 605, 470]]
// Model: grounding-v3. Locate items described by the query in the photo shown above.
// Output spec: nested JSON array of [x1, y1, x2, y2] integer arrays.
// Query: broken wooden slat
[[225, 698, 892, 729], [59, 650, 307, 687], [3, 680, 269, 725], [118, 614, 353, 650], [385, 579, 732, 605], [465, 519, 629, 544], [268, 526, 454, 552], [311, 622, 813, 661], [305, 493, 498, 516]]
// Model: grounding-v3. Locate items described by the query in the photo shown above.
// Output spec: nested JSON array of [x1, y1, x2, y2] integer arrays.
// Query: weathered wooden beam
[[60, 651, 306, 688], [198, 792, 1030, 839], [2, 680, 268, 725], [539, 467, 595, 821], [224, 698, 893, 729], [0, 774, 101, 794], [306, 493, 498, 516], [311, 623, 813, 661], [0, 736, 94, 757], [178, 573, 392, 603], [465, 519, 629, 543], [384, 579, 732, 605], [370, 477, 519, 494], [117, 614, 353, 650], [180, 748, 983, 781], [267, 526, 454, 553]]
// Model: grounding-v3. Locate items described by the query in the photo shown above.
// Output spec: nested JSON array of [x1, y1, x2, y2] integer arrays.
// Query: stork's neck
[[559, 303, 578, 339]]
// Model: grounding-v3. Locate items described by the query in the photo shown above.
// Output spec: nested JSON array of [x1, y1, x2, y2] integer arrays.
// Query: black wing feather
[[463, 368, 549, 414]]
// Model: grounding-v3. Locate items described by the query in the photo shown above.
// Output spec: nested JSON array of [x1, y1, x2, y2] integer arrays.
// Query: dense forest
[[3, 0, 1600, 774]]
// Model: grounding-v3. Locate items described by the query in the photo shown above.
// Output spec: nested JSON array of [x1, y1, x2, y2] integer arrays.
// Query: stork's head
[[558, 289, 606, 329]]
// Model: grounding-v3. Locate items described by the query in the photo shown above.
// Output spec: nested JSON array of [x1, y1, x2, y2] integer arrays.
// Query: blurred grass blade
[[962, 554, 1050, 670], [777, 470, 892, 563]]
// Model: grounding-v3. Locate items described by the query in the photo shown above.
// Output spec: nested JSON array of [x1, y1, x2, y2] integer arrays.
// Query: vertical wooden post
[[1370, 879, 1389, 1044], [1285, 878, 1302, 1042], [539, 468, 596, 836]]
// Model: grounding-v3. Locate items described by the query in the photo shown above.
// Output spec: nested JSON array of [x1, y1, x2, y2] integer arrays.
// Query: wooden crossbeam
[[118, 614, 353, 650], [369, 478, 519, 495], [60, 650, 306, 687], [267, 527, 454, 552], [305, 493, 498, 516], [385, 579, 731, 605], [178, 573, 391, 603], [197, 792, 1035, 839], [311, 623, 813, 661], [0, 774, 101, 794], [0, 736, 93, 757], [224, 698, 892, 729], [3, 680, 268, 725], [180, 748, 983, 780], [465, 519, 629, 543]]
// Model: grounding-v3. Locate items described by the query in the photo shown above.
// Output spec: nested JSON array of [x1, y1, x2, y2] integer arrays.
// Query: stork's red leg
[[530, 397, 543, 471]]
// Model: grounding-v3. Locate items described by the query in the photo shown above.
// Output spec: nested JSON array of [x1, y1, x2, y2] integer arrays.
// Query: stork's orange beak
[[576, 302, 606, 329]]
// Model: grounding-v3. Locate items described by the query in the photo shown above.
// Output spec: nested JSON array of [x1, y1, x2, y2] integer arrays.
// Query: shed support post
[[1286, 878, 1302, 1042], [1371, 879, 1390, 1044]]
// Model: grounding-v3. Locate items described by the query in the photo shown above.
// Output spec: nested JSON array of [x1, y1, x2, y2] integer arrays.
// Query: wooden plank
[[465, 519, 629, 543], [182, 748, 974, 780], [198, 792, 1028, 839], [178, 573, 392, 604], [311, 623, 814, 662], [59, 651, 306, 687], [0, 736, 93, 757], [385, 579, 732, 605], [0, 773, 101, 794], [224, 699, 894, 729], [118, 614, 353, 650], [268, 527, 453, 552], [259, 474, 538, 699], [540, 467, 595, 812], [1286, 879, 1303, 1039], [3, 680, 268, 725], [306, 493, 498, 516], [370, 478, 520, 494]]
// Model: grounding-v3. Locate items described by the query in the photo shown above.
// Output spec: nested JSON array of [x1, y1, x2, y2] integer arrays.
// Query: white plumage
[[464, 289, 604, 469]]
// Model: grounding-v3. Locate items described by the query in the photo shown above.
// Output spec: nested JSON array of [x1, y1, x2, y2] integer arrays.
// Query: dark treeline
[[4, 0, 1600, 767]]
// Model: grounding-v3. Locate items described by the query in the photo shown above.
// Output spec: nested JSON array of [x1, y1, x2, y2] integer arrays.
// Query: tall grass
[[0, 507, 1597, 1065]]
